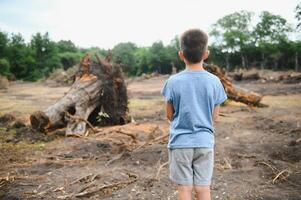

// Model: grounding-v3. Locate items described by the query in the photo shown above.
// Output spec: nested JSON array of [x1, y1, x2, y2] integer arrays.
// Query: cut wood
[[30, 54, 129, 136], [74, 172, 138, 198], [233, 72, 260, 81], [154, 161, 168, 181], [204, 64, 266, 107]]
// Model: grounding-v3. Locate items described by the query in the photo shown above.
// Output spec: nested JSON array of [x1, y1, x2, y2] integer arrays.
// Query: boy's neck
[[186, 61, 205, 71]]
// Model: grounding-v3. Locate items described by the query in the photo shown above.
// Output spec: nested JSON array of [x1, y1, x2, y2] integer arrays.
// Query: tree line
[[209, 9, 301, 72], [0, 32, 83, 81], [0, 6, 300, 81]]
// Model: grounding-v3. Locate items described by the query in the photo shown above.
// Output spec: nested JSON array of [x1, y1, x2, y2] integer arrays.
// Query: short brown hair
[[180, 29, 208, 64]]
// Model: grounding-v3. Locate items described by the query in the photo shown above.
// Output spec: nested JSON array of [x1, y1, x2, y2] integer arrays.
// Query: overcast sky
[[0, 0, 299, 48]]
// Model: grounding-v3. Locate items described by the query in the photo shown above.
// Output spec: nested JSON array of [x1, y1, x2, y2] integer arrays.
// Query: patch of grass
[[129, 98, 165, 119], [221, 99, 231, 106], [35, 142, 46, 151], [0, 126, 8, 141], [0, 127, 17, 142], [7, 128, 17, 136], [0, 125, 46, 152], [1, 141, 46, 152], [129, 98, 165, 110], [0, 98, 39, 113], [262, 95, 301, 108]]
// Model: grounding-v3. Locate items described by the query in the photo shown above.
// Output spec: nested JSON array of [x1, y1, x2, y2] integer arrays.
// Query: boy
[[161, 29, 227, 200]]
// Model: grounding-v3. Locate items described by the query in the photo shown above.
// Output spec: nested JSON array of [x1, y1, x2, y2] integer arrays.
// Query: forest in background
[[0, 5, 301, 81]]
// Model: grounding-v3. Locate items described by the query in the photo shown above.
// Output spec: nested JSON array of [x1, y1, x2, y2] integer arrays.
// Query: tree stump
[[30, 54, 129, 136]]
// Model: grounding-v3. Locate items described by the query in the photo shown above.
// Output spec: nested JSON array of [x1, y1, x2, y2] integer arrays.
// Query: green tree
[[0, 31, 9, 58], [7, 33, 39, 80], [210, 10, 253, 70], [59, 52, 81, 70], [7, 33, 28, 78], [207, 45, 225, 67], [166, 36, 185, 72], [56, 40, 81, 70], [254, 11, 292, 43], [135, 47, 151, 75], [112, 42, 137, 75], [253, 11, 292, 69], [148, 41, 172, 74], [56, 40, 77, 53], [293, 40, 301, 71], [30, 32, 60, 76], [0, 58, 10, 77]]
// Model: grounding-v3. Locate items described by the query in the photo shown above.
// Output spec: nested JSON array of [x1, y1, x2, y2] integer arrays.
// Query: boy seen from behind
[[161, 29, 227, 200]]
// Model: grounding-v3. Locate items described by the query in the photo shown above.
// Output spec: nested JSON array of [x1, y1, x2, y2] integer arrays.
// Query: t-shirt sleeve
[[215, 79, 227, 106], [161, 79, 173, 103]]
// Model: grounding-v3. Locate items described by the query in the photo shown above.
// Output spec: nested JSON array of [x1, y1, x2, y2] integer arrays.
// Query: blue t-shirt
[[161, 69, 227, 149]]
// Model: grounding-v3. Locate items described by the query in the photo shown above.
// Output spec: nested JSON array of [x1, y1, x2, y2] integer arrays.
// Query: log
[[204, 64, 266, 107], [30, 54, 129, 136], [233, 72, 260, 81], [279, 74, 301, 84]]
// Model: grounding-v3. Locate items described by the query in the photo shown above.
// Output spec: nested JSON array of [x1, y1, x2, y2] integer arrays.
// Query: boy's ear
[[178, 51, 185, 61], [203, 50, 209, 60]]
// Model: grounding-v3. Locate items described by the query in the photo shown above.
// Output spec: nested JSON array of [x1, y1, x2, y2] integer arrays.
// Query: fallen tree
[[233, 72, 260, 81], [279, 74, 301, 84], [204, 64, 266, 107], [30, 54, 129, 136]]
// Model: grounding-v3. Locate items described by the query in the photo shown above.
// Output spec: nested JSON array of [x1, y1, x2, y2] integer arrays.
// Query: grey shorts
[[168, 148, 214, 186]]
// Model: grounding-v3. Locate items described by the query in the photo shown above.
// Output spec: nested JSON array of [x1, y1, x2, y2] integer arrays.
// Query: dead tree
[[204, 64, 266, 107], [30, 54, 129, 136]]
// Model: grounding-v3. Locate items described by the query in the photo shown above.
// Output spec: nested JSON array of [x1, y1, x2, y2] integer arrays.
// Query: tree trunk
[[261, 53, 265, 70], [226, 54, 230, 71], [204, 64, 265, 107], [171, 62, 177, 74], [241, 54, 246, 69], [30, 54, 129, 136], [273, 61, 277, 70], [295, 51, 299, 72]]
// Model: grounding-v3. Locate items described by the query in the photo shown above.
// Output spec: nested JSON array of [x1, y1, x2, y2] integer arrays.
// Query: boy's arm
[[212, 105, 220, 122], [166, 102, 174, 122], [213, 79, 227, 122]]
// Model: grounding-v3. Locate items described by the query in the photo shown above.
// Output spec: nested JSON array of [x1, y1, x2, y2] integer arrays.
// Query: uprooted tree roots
[[30, 54, 130, 136]]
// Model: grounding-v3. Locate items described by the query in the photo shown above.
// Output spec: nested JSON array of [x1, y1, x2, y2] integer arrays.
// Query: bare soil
[[0, 74, 300, 200]]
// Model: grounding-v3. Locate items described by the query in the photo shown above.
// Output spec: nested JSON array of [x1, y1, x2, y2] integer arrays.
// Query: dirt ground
[[0, 73, 300, 200]]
